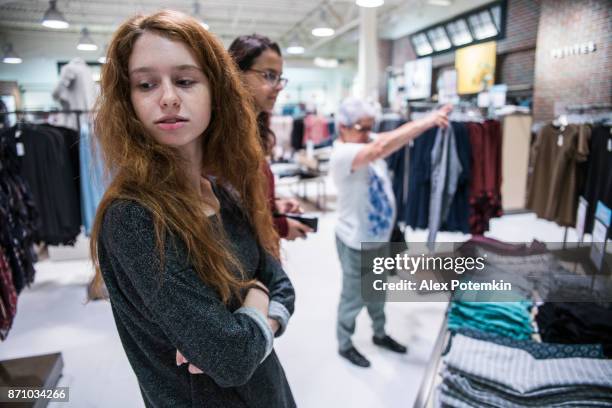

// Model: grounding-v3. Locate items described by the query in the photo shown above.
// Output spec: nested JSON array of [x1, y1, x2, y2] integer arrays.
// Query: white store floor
[[0, 197, 582, 407]]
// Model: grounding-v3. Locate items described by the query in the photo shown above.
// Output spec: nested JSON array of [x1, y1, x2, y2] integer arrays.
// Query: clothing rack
[[564, 103, 612, 113], [7, 109, 91, 132], [548, 108, 611, 246], [0, 110, 91, 404]]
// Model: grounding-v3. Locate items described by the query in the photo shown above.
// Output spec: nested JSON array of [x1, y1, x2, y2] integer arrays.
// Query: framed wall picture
[[455, 41, 496, 94], [404, 57, 432, 100]]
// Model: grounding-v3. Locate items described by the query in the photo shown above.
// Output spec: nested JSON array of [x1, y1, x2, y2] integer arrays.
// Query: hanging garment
[[13, 124, 81, 245], [270, 115, 293, 155], [290, 117, 304, 150], [79, 122, 105, 235], [0, 126, 38, 294], [0, 246, 17, 340], [428, 125, 462, 246], [468, 121, 504, 234], [583, 125, 612, 234], [406, 127, 437, 229], [383, 118, 409, 229], [303, 114, 330, 146], [443, 122, 472, 233], [52, 58, 98, 131], [386, 144, 409, 221], [526, 123, 590, 227], [501, 114, 532, 210], [0, 99, 9, 130]]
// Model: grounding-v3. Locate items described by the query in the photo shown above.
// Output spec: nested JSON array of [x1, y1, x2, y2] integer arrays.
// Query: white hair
[[336, 97, 378, 128]]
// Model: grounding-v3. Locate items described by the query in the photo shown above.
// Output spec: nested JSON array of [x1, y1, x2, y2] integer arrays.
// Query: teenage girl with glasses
[[229, 34, 314, 241]]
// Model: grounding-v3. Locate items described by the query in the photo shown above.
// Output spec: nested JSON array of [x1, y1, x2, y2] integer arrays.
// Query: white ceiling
[[0, 0, 494, 63]]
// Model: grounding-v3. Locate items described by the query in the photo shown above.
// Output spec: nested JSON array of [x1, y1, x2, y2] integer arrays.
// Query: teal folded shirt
[[448, 300, 533, 340]]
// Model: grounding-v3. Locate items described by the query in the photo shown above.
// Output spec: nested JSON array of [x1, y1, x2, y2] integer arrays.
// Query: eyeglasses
[[353, 123, 373, 133], [247, 69, 288, 88]]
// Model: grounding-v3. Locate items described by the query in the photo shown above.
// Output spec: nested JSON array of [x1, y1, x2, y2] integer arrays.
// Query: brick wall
[[498, 49, 536, 86], [498, 0, 540, 54], [388, 0, 541, 96], [532, 0, 611, 121]]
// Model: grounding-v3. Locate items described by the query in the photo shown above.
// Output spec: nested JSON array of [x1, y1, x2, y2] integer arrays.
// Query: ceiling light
[[287, 45, 305, 54], [286, 33, 305, 55], [42, 0, 69, 29], [77, 28, 98, 51], [312, 28, 335, 37], [312, 9, 335, 37], [2, 44, 22, 64], [356, 0, 384, 7], [314, 57, 338, 68], [200, 22, 209, 30], [428, 0, 452, 6]]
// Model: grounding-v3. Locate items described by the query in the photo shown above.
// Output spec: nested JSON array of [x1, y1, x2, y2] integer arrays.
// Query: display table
[[412, 245, 611, 408], [0, 353, 64, 408]]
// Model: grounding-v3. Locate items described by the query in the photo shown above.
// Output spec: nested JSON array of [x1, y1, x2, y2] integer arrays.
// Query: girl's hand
[[275, 198, 303, 214], [176, 350, 203, 374]]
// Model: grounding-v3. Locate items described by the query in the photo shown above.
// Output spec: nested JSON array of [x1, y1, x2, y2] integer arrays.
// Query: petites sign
[[550, 42, 596, 59]]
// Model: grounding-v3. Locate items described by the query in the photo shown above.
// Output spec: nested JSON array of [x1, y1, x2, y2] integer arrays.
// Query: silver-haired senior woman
[[330, 97, 451, 367]]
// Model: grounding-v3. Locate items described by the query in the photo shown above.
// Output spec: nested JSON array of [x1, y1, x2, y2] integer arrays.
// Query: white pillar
[[355, 7, 378, 100]]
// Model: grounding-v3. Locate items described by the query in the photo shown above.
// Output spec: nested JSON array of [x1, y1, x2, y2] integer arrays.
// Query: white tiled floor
[[0, 192, 577, 407]]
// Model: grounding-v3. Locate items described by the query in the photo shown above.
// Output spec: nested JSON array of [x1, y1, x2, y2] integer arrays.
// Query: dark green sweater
[[98, 182, 296, 407]]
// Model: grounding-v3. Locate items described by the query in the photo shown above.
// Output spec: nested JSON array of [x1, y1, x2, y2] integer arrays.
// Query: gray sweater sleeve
[[102, 201, 273, 388], [257, 252, 295, 337]]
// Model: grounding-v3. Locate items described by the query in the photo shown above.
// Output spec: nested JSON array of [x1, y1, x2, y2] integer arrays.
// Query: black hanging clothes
[[290, 117, 305, 150], [583, 125, 612, 235], [442, 122, 472, 233], [0, 246, 17, 340], [0, 125, 38, 296], [382, 118, 408, 224], [0, 99, 9, 130], [405, 127, 438, 229], [6, 124, 82, 245], [405, 122, 474, 234]]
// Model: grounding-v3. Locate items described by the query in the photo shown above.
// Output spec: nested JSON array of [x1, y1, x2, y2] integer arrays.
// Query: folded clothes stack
[[447, 301, 534, 340], [537, 302, 612, 357], [454, 328, 607, 359], [437, 334, 612, 408]]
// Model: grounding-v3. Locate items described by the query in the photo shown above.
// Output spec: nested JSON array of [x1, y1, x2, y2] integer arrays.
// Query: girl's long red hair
[[90, 10, 279, 304]]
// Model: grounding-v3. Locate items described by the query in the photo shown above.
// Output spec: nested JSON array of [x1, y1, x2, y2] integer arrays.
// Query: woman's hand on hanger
[[423, 104, 453, 129]]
